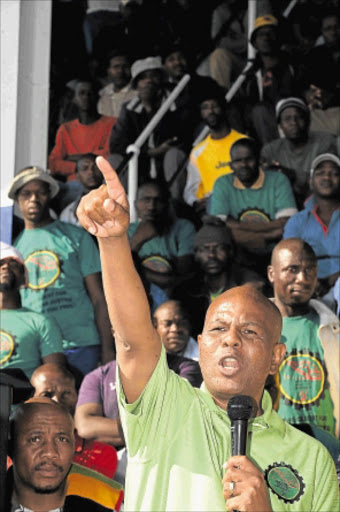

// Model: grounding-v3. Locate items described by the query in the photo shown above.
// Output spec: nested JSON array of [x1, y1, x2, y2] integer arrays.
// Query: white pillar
[[1, 0, 52, 243]]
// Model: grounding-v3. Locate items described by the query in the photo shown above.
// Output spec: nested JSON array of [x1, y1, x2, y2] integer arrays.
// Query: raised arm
[[77, 157, 162, 403]]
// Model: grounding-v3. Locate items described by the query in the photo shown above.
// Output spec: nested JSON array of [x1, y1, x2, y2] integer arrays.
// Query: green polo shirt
[[117, 345, 338, 512]]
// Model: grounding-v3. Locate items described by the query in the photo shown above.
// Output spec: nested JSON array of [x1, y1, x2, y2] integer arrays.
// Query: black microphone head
[[227, 395, 258, 421]]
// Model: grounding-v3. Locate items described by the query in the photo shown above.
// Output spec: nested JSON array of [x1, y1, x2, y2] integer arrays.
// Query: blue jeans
[[64, 345, 100, 376]]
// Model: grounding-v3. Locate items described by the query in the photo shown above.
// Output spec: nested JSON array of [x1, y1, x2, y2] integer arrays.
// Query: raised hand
[[77, 156, 130, 238]]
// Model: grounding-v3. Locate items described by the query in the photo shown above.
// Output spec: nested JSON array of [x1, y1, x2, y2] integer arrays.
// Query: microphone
[[227, 395, 257, 456]]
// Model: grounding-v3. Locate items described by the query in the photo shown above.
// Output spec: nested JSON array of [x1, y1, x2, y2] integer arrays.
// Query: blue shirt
[[283, 203, 340, 278]]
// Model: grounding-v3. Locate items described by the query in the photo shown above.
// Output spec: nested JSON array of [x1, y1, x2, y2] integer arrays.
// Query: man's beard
[[33, 480, 65, 494], [0, 279, 16, 292]]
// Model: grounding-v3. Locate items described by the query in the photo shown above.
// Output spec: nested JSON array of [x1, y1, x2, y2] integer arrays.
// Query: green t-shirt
[[14, 220, 101, 350], [209, 171, 297, 253], [127, 218, 195, 272], [0, 307, 63, 378], [117, 346, 338, 512], [278, 311, 336, 435]]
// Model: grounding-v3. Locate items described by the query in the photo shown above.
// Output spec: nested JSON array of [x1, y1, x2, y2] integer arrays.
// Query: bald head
[[198, 283, 285, 410], [10, 398, 74, 445], [31, 364, 77, 416], [153, 300, 191, 354], [271, 238, 317, 266], [204, 284, 282, 344], [268, 238, 318, 314]]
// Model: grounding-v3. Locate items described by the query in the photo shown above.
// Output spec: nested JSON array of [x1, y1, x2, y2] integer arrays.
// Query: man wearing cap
[[245, 14, 299, 145], [261, 97, 337, 208], [97, 49, 137, 118], [0, 242, 66, 379], [171, 215, 264, 338], [108, 55, 188, 198], [8, 166, 115, 374], [283, 153, 340, 312], [183, 81, 247, 216]]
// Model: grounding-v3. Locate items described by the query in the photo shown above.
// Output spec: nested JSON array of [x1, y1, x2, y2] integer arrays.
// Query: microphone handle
[[231, 419, 248, 456], [230, 420, 249, 512]]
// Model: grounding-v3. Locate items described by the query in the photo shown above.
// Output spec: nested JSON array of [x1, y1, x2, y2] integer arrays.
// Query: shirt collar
[[199, 381, 272, 430], [233, 168, 265, 190]]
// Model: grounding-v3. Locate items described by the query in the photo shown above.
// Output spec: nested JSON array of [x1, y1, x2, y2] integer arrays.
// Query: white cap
[[0, 241, 25, 265], [310, 153, 340, 177]]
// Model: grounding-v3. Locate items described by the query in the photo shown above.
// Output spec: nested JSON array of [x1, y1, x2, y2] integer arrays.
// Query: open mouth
[[219, 356, 240, 376]]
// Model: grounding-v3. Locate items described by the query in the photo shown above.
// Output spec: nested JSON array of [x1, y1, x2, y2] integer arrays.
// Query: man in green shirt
[[8, 166, 115, 374], [0, 242, 66, 379], [268, 238, 340, 439], [76, 156, 339, 512]]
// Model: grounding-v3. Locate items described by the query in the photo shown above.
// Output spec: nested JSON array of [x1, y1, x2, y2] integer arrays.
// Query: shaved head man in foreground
[[77, 157, 338, 512]]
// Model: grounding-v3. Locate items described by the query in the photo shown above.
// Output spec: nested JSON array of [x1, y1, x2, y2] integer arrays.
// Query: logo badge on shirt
[[0, 330, 17, 363], [25, 250, 61, 289], [265, 462, 305, 503]]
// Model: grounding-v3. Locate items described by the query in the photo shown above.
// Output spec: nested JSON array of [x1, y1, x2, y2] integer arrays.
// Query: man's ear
[[267, 265, 275, 284], [309, 177, 314, 191], [269, 342, 286, 375]]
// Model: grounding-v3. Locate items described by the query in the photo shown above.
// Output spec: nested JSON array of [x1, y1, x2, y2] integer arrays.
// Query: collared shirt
[[233, 167, 266, 190], [283, 203, 340, 278], [117, 345, 338, 511], [11, 499, 62, 512], [210, 170, 297, 227]]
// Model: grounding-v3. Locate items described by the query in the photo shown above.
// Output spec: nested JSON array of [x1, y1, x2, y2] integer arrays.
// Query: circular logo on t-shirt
[[279, 352, 325, 405], [239, 208, 270, 223], [25, 250, 60, 290], [142, 255, 173, 274], [0, 331, 16, 364], [265, 462, 305, 503]]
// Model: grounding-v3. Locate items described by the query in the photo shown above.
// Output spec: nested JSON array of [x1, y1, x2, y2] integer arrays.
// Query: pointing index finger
[[96, 156, 126, 203]]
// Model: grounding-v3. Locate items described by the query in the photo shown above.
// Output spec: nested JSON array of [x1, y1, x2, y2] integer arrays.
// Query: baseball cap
[[250, 14, 278, 46], [0, 242, 25, 265], [8, 166, 60, 200], [130, 56, 166, 88], [310, 153, 340, 177], [275, 97, 310, 121]]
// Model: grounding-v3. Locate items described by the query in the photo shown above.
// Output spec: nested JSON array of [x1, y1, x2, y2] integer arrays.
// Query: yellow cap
[[250, 14, 278, 45]]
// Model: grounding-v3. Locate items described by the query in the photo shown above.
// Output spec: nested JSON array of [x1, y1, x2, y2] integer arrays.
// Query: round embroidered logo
[[239, 208, 270, 224], [265, 462, 305, 503], [0, 331, 16, 364], [279, 351, 325, 405], [25, 250, 60, 290]]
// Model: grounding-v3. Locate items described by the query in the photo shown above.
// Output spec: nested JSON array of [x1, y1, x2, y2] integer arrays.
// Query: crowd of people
[[1, 0, 340, 510]]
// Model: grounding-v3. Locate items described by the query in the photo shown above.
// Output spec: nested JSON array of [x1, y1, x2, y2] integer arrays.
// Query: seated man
[[152, 300, 199, 361], [59, 153, 103, 227], [0, 242, 66, 379], [109, 56, 188, 197], [210, 137, 298, 276], [31, 363, 119, 479], [128, 180, 196, 304], [243, 14, 299, 145], [76, 156, 338, 512], [5, 398, 123, 511], [171, 215, 265, 338], [260, 97, 337, 209], [183, 81, 247, 216], [283, 153, 340, 312], [267, 239, 339, 443], [97, 49, 137, 119], [75, 318, 202, 485], [8, 166, 115, 374]]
